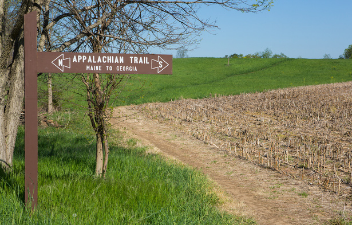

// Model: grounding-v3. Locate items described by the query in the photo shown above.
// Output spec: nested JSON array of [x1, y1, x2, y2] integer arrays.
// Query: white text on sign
[[51, 54, 168, 73]]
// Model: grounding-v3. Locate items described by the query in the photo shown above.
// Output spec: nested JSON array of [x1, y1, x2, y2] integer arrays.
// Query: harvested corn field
[[134, 81, 352, 197]]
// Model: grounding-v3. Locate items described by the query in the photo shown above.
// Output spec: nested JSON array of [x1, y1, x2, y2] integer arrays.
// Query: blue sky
[[154, 1, 352, 59]]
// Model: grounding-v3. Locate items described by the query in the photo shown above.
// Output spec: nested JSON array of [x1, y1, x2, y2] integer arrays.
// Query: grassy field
[[1, 57, 351, 224], [37, 58, 352, 110], [1, 114, 253, 224], [119, 58, 352, 105]]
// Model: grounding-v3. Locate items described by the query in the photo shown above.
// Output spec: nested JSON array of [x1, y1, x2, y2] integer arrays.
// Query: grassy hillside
[[117, 58, 352, 105], [37, 58, 352, 110]]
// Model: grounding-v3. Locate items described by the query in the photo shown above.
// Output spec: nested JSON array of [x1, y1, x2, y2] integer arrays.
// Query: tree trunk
[[0, 71, 7, 166], [0, 0, 5, 57], [83, 72, 110, 177], [102, 130, 109, 177], [95, 132, 104, 176], [0, 0, 9, 168], [0, 30, 25, 169]]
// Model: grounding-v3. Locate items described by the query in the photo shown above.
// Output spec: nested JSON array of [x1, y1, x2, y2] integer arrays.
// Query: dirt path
[[111, 106, 351, 225]]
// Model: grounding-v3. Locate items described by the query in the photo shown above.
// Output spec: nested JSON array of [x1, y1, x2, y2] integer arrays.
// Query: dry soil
[[111, 106, 351, 225]]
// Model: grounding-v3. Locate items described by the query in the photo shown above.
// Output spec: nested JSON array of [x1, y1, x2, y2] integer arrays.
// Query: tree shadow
[[1, 126, 97, 205]]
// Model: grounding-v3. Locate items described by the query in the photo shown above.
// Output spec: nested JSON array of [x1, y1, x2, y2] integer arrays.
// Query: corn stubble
[[135, 81, 352, 196]]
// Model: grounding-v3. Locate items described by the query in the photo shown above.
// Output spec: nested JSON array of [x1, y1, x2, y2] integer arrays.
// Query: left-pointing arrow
[[51, 54, 71, 72]]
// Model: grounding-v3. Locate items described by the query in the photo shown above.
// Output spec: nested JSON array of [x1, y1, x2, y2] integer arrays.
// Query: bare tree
[[64, 0, 273, 176], [0, 0, 273, 172], [176, 47, 188, 58]]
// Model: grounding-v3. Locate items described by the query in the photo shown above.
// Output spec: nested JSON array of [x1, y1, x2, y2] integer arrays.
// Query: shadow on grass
[[14, 126, 96, 160], [1, 126, 99, 204]]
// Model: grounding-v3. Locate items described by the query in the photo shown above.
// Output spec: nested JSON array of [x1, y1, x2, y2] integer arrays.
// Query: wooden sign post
[[24, 11, 172, 208]]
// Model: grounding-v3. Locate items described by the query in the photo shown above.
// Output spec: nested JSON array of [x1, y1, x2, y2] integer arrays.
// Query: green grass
[[1, 121, 254, 224], [117, 58, 352, 105], [36, 58, 352, 109], [298, 192, 308, 198]]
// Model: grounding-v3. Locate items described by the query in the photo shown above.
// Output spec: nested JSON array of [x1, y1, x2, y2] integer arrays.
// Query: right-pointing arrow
[[151, 56, 169, 73], [51, 54, 71, 72]]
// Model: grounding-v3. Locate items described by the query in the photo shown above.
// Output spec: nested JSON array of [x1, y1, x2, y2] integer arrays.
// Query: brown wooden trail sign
[[38, 52, 172, 74], [24, 11, 172, 208]]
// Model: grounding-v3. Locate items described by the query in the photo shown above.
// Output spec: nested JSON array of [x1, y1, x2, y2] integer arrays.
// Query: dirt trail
[[111, 106, 350, 225]]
